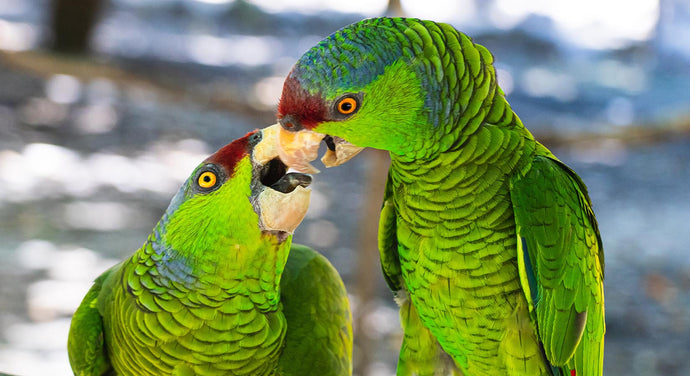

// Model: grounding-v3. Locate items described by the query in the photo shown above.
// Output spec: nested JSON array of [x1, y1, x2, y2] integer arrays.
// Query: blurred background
[[1, 0, 689, 375]]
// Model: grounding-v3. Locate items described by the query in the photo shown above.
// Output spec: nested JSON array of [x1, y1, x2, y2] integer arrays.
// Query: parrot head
[[275, 17, 498, 171], [275, 18, 437, 172], [159, 124, 312, 266]]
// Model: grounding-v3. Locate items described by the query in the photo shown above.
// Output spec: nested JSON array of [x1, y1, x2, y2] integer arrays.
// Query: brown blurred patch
[[644, 273, 678, 306]]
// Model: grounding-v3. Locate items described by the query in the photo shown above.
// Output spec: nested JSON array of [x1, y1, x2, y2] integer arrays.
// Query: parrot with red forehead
[[67, 124, 353, 376], [275, 17, 604, 376]]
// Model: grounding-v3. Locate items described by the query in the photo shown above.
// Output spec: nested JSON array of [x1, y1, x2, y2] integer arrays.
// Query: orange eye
[[336, 97, 358, 115], [197, 171, 217, 189]]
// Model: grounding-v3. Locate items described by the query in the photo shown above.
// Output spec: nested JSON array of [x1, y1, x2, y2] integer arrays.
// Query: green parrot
[[67, 124, 353, 376], [274, 17, 604, 376]]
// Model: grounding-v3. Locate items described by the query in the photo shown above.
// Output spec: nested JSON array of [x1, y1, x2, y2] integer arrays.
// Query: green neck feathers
[[143, 158, 290, 310]]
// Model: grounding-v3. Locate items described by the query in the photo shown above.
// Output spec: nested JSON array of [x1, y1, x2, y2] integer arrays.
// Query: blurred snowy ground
[[1, 0, 689, 375]]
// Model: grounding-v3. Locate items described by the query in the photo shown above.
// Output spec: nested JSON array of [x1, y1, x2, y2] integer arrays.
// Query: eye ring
[[197, 171, 217, 189], [336, 96, 358, 115], [248, 131, 262, 145]]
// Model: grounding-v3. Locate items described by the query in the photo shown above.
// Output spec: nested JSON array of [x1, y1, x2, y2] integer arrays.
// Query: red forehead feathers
[[205, 130, 256, 173], [277, 74, 326, 129]]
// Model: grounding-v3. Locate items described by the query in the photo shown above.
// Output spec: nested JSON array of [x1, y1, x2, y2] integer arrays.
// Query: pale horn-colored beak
[[321, 136, 365, 168], [258, 185, 310, 234], [253, 123, 311, 234], [252, 123, 281, 165], [276, 124, 324, 174]]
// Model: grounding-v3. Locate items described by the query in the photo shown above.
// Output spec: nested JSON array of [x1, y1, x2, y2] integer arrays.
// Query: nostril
[[280, 115, 303, 132]]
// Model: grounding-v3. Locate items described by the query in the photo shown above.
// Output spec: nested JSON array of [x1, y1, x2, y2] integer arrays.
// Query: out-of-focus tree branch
[[352, 149, 389, 376], [0, 50, 273, 121]]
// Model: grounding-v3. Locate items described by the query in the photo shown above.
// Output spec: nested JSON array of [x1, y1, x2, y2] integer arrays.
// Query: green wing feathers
[[70, 246, 352, 376], [278, 244, 353, 376], [378, 173, 403, 292], [510, 155, 605, 374], [68, 264, 120, 376]]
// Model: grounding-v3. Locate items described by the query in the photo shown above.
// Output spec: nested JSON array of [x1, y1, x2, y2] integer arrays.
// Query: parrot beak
[[253, 124, 312, 234], [276, 124, 324, 174], [276, 124, 365, 172], [321, 136, 365, 168], [253, 123, 282, 165], [257, 185, 310, 234]]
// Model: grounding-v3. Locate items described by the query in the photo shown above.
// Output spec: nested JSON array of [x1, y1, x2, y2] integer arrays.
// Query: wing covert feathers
[[510, 155, 604, 374]]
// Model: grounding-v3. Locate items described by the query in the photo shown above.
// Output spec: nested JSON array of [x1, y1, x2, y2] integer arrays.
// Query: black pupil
[[340, 101, 352, 112], [203, 175, 212, 182]]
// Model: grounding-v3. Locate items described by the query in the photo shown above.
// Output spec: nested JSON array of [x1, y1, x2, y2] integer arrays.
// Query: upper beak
[[276, 124, 324, 173], [253, 123, 281, 165]]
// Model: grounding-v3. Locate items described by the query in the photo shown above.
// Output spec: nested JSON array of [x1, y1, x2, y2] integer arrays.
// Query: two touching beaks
[[253, 122, 363, 234], [273, 123, 364, 174]]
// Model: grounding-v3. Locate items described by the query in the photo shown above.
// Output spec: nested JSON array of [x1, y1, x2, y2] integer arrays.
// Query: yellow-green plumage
[[276, 17, 604, 376], [68, 129, 352, 376], [98, 238, 289, 375]]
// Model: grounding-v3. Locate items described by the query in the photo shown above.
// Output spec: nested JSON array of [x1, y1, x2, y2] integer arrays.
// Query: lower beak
[[257, 185, 311, 234], [321, 137, 365, 168]]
